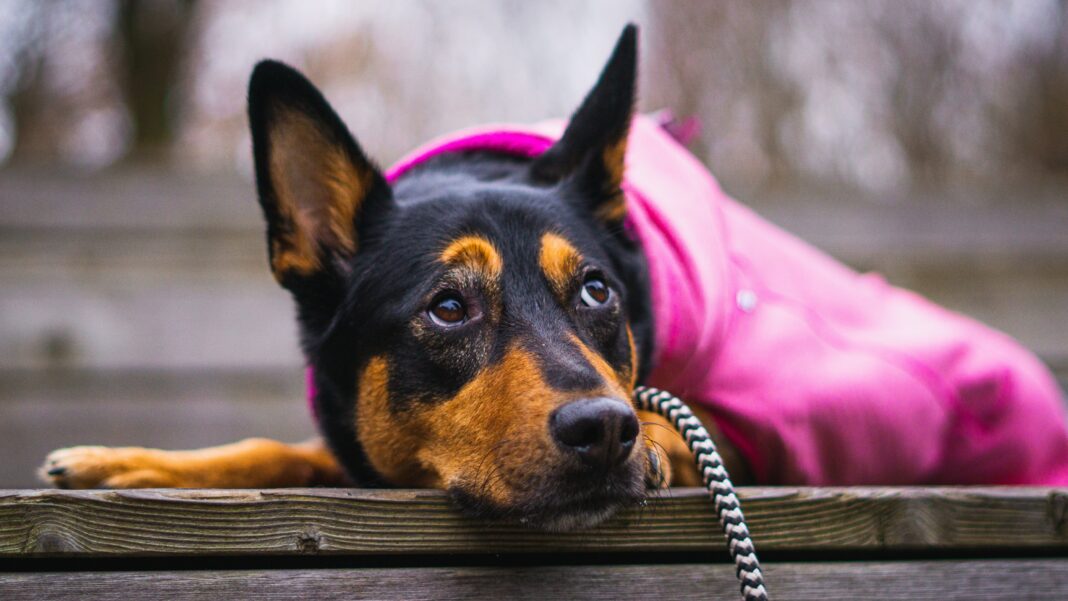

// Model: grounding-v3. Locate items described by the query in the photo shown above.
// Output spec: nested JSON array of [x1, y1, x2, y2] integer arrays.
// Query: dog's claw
[[39, 446, 123, 489]]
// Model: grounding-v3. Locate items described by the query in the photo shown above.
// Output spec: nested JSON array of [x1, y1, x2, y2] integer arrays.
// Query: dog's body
[[42, 25, 1068, 530], [369, 114, 1068, 487]]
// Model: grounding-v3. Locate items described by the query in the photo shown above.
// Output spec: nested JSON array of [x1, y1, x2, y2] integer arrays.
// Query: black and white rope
[[634, 385, 769, 601]]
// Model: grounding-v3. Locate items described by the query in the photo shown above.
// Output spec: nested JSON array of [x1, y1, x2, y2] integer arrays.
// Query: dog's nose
[[550, 397, 640, 469]]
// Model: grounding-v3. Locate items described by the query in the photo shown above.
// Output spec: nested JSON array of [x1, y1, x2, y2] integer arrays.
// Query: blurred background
[[1, 0, 1066, 487]]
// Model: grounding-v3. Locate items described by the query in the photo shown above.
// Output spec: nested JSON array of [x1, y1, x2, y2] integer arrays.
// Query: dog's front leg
[[39, 438, 346, 489]]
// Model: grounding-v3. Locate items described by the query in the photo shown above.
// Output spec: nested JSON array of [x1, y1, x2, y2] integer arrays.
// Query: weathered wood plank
[[2, 560, 1067, 600], [1, 487, 1065, 557]]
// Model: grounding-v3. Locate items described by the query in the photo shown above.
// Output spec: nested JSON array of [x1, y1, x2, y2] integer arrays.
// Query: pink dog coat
[[318, 115, 1068, 486]]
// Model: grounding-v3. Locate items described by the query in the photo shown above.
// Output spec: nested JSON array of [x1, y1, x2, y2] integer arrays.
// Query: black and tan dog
[[40, 26, 742, 531]]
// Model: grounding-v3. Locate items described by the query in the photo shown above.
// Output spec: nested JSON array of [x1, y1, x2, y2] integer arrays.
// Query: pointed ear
[[532, 24, 637, 226], [248, 60, 392, 290]]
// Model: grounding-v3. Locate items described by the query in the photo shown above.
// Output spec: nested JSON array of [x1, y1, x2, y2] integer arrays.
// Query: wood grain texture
[[1, 487, 1066, 557], [2, 560, 1067, 600]]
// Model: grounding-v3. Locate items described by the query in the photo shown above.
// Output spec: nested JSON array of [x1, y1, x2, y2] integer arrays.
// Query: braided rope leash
[[634, 386, 769, 601]]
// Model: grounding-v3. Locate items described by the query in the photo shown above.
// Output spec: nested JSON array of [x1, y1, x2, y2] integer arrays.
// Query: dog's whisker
[[640, 421, 681, 435]]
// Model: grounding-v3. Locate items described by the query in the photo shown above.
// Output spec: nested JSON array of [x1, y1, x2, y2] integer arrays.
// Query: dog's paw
[[644, 446, 671, 489], [39, 446, 178, 489]]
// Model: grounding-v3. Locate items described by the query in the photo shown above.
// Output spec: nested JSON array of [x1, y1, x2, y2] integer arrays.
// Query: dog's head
[[248, 25, 656, 530]]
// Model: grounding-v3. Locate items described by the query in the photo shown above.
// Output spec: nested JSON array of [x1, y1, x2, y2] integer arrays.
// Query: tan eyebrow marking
[[439, 235, 503, 278], [539, 232, 583, 299]]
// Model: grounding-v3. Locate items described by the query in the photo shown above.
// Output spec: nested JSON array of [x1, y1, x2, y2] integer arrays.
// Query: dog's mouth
[[447, 453, 651, 532]]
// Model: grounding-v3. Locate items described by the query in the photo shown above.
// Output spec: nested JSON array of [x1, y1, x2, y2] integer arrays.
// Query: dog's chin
[[448, 466, 648, 533], [517, 494, 636, 532]]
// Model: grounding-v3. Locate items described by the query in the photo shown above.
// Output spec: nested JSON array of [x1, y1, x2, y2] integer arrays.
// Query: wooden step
[[4, 487, 1066, 600], [3, 487, 1066, 556], [3, 561, 1065, 601]]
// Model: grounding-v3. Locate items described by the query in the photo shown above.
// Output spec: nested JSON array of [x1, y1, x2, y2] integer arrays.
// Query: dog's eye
[[429, 292, 467, 326], [580, 275, 611, 307]]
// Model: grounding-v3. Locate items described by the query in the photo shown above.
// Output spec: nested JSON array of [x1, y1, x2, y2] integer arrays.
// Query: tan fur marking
[[40, 438, 345, 489], [271, 237, 320, 278], [539, 232, 583, 299], [267, 109, 371, 281], [593, 136, 629, 224], [594, 196, 628, 223], [602, 136, 628, 191], [356, 345, 635, 506], [439, 235, 503, 279], [416, 347, 555, 504], [568, 333, 630, 395], [355, 357, 437, 487], [625, 324, 638, 390]]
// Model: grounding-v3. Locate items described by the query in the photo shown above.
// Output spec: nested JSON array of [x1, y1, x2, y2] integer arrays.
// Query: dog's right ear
[[531, 24, 637, 228], [248, 60, 392, 292]]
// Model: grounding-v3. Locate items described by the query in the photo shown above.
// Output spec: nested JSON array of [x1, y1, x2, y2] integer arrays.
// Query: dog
[[41, 24, 1068, 531]]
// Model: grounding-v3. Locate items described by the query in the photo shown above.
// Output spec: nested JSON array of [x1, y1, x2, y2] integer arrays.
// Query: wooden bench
[[2, 487, 1066, 599]]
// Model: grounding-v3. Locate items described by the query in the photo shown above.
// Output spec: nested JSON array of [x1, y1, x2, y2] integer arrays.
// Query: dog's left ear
[[247, 60, 392, 292], [532, 24, 637, 227]]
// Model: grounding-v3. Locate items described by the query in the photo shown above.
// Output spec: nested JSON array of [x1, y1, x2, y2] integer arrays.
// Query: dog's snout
[[550, 397, 639, 469]]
